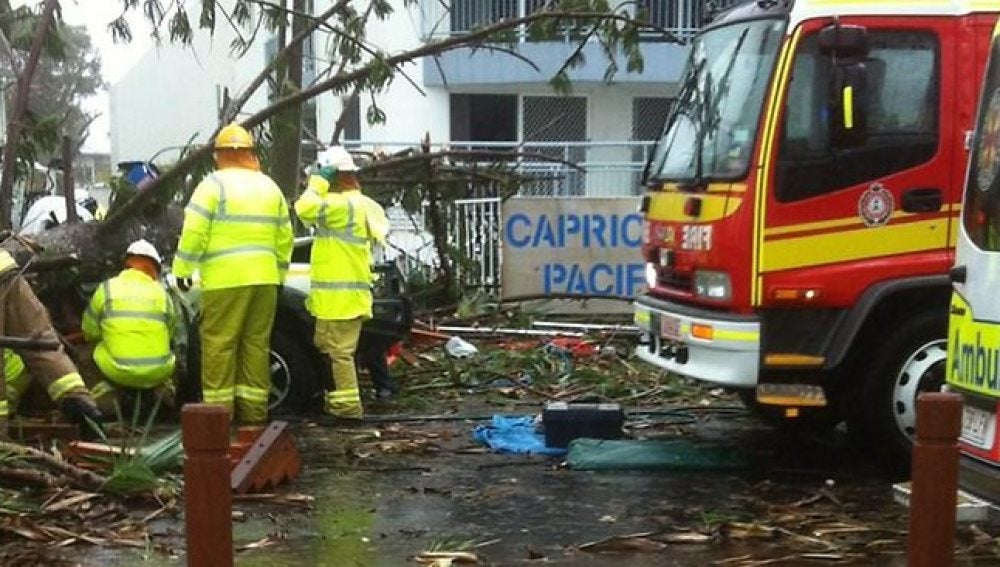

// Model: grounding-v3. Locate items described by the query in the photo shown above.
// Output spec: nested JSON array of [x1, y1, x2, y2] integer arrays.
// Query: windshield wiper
[[688, 28, 749, 190], [646, 58, 705, 186]]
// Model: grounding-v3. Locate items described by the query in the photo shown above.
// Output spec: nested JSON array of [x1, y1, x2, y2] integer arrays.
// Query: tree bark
[[0, 441, 108, 491], [0, 0, 59, 230], [269, 0, 306, 199], [62, 135, 77, 224]]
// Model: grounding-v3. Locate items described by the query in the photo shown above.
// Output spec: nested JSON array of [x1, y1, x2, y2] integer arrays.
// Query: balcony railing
[[350, 140, 658, 197], [419, 0, 745, 41]]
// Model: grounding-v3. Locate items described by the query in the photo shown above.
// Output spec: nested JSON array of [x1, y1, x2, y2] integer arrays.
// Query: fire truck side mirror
[[818, 24, 868, 58]]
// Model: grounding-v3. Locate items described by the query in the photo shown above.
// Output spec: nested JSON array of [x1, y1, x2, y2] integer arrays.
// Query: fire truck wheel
[[847, 310, 948, 475], [268, 328, 320, 415]]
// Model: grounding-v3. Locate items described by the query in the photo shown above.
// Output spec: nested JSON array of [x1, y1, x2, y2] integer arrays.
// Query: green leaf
[[199, 0, 216, 30], [168, 8, 193, 43]]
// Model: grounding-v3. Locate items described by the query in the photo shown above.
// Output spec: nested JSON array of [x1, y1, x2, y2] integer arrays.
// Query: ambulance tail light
[[694, 270, 731, 301]]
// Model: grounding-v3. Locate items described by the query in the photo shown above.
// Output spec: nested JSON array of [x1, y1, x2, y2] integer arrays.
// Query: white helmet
[[317, 146, 359, 172], [126, 239, 162, 265]]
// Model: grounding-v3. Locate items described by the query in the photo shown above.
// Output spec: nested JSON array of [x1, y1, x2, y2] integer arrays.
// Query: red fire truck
[[634, 0, 1000, 471]]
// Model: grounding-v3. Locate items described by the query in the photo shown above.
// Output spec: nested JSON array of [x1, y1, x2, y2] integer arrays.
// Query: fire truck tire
[[846, 310, 948, 475], [737, 390, 842, 431]]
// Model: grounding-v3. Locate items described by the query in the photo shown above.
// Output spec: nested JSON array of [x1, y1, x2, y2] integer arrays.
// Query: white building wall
[[313, 1, 449, 149], [110, 16, 269, 165]]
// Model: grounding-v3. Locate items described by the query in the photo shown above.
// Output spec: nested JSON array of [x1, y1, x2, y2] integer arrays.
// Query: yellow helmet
[[215, 123, 254, 150]]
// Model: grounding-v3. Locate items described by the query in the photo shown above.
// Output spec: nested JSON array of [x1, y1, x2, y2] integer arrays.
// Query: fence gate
[[448, 197, 502, 291]]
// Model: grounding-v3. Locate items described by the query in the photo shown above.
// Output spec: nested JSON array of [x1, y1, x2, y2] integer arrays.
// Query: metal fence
[[420, 0, 746, 40], [363, 140, 656, 290], [364, 140, 656, 197], [448, 197, 503, 290]]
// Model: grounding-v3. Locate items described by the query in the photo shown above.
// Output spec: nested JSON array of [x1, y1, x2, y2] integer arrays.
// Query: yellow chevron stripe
[[764, 210, 957, 237], [653, 182, 747, 194], [646, 191, 744, 223], [754, 28, 801, 304], [760, 218, 948, 272]]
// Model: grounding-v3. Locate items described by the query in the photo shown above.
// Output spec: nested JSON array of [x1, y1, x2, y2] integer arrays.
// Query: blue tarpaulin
[[473, 415, 567, 456]]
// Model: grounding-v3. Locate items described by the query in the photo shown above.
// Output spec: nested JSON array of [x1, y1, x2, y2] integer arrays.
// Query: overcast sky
[[58, 1, 151, 154]]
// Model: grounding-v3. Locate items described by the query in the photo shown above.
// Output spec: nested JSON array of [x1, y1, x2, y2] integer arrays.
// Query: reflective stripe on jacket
[[172, 168, 294, 290], [0, 251, 16, 275], [3, 349, 25, 386], [82, 268, 176, 388], [294, 176, 380, 320]]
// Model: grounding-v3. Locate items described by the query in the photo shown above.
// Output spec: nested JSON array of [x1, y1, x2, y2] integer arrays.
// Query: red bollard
[[182, 404, 233, 567], [908, 391, 963, 567]]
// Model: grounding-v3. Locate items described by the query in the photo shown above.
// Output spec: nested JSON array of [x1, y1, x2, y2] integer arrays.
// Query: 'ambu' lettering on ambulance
[[951, 328, 1000, 392], [681, 225, 712, 251]]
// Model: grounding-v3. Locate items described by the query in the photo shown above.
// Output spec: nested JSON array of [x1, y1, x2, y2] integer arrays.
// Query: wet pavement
[[43, 396, 970, 566]]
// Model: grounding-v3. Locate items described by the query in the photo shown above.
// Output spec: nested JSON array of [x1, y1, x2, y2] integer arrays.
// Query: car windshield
[[650, 18, 786, 183]]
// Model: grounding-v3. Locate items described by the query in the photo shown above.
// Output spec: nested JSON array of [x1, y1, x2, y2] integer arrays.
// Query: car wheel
[[847, 310, 948, 476], [268, 328, 321, 415]]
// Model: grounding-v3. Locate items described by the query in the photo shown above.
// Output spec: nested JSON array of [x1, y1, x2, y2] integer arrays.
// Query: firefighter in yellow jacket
[[0, 250, 102, 435], [172, 124, 294, 424], [294, 146, 388, 419], [82, 240, 177, 416]]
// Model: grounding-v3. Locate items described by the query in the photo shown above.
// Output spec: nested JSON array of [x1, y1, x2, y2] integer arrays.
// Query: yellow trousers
[[314, 318, 363, 418], [201, 285, 277, 424]]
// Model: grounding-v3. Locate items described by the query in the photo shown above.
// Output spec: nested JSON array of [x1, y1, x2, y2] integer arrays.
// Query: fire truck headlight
[[694, 270, 731, 301], [645, 262, 658, 288]]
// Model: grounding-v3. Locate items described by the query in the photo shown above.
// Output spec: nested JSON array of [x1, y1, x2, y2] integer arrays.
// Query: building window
[[632, 96, 672, 141], [342, 95, 361, 141], [449, 94, 518, 142], [632, 96, 673, 189], [523, 95, 586, 195]]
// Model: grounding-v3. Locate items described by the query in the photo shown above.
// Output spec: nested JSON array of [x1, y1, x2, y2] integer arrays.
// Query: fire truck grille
[[658, 270, 691, 292]]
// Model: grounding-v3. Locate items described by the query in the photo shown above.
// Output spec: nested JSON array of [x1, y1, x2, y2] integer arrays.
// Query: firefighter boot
[[60, 395, 105, 441]]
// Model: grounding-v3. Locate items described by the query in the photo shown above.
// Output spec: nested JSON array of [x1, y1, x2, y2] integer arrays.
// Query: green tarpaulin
[[566, 438, 747, 471]]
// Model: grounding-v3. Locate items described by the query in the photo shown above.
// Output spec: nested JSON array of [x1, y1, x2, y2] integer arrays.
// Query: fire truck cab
[[946, 19, 1000, 500], [635, 0, 1000, 471]]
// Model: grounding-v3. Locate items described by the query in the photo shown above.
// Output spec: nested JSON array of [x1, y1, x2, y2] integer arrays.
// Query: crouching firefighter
[[82, 240, 177, 419], [0, 250, 103, 437]]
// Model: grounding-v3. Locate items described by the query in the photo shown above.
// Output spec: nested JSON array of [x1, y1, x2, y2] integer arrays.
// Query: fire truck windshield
[[650, 18, 786, 183]]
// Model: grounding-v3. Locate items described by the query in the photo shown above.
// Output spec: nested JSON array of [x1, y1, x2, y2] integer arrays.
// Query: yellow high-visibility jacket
[[172, 168, 294, 290], [294, 176, 385, 320], [82, 268, 177, 388]]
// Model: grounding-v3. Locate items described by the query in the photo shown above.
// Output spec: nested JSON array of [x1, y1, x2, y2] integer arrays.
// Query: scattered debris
[[579, 532, 668, 553], [414, 550, 480, 565]]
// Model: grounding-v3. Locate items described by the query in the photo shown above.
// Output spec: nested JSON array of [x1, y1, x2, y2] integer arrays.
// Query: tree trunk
[[268, 0, 306, 200], [0, 0, 59, 230], [62, 135, 77, 224]]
